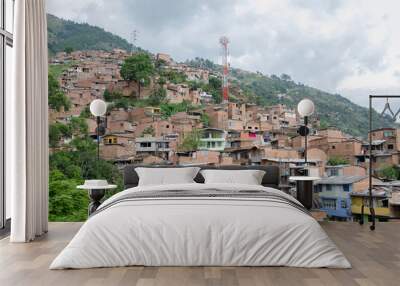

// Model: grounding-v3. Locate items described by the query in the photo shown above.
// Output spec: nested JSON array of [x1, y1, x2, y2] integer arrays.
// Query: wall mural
[[45, 14, 400, 225]]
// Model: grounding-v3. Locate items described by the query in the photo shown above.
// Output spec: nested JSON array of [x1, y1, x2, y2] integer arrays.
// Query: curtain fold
[[8, 0, 49, 242]]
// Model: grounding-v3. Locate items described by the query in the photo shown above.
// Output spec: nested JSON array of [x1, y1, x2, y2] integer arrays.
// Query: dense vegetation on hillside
[[48, 67, 123, 221], [186, 58, 396, 138], [47, 14, 133, 54]]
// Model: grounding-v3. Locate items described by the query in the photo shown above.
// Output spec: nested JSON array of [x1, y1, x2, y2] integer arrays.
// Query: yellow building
[[103, 135, 118, 145], [351, 189, 391, 220]]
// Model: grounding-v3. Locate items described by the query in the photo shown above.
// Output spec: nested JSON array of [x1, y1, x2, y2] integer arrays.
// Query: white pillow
[[136, 167, 200, 186], [200, 169, 266, 185]]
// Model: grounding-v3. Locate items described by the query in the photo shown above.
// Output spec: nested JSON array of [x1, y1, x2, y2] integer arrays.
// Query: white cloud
[[47, 0, 400, 109]]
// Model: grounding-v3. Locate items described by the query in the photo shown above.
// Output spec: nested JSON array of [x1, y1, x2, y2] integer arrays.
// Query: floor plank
[[0, 222, 399, 286]]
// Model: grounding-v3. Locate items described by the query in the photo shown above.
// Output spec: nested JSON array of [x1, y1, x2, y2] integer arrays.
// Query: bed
[[50, 165, 351, 269]]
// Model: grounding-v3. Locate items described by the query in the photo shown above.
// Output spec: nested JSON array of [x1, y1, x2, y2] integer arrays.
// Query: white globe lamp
[[297, 99, 315, 117], [90, 99, 107, 178], [90, 99, 107, 117], [297, 99, 315, 175]]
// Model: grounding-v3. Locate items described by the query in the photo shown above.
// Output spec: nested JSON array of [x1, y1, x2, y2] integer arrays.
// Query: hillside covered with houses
[[48, 48, 400, 222]]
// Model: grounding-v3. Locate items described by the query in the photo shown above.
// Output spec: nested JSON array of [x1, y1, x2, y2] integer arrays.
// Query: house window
[[388, 144, 394, 150], [340, 199, 347, 209], [1, 0, 15, 229], [326, 185, 332, 191], [140, 142, 151, 148], [331, 145, 336, 149], [384, 131, 393, 137], [330, 169, 339, 176], [343, 184, 350, 192], [322, 199, 336, 209]]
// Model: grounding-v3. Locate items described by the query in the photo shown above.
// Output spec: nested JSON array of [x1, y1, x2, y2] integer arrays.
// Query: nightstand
[[77, 180, 117, 215], [289, 176, 320, 210]]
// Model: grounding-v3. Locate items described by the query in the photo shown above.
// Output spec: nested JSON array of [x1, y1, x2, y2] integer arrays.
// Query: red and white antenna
[[219, 36, 229, 103]]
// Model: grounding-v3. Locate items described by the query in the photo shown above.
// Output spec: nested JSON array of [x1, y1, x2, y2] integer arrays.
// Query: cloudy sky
[[47, 0, 400, 109]]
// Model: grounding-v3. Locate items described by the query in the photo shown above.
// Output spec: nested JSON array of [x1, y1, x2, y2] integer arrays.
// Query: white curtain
[[8, 0, 49, 242]]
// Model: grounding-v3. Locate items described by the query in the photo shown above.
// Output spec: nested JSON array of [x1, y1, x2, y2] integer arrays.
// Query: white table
[[77, 183, 117, 215], [289, 176, 320, 209]]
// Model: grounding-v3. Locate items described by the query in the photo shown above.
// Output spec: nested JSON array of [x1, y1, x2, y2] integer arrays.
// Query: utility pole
[[219, 36, 229, 104]]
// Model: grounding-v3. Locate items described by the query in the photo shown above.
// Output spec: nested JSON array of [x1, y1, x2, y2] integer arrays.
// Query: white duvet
[[50, 183, 351, 269]]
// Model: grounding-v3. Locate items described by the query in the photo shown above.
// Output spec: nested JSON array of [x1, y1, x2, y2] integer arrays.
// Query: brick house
[[177, 150, 221, 165], [205, 105, 228, 130], [135, 136, 172, 161], [100, 133, 135, 161], [166, 83, 190, 104]]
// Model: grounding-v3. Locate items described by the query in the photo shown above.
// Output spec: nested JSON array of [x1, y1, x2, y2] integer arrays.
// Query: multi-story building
[[325, 165, 366, 177], [135, 136, 172, 161], [198, 128, 227, 152], [314, 176, 370, 220], [356, 128, 400, 171]]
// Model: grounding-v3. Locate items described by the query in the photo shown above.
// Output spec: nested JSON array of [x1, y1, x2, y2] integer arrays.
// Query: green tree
[[379, 165, 399, 180], [327, 156, 349, 166], [80, 106, 91, 119], [155, 58, 167, 69], [49, 122, 72, 148], [64, 47, 74, 54], [319, 119, 329, 130], [280, 73, 292, 81], [160, 70, 187, 84], [178, 129, 203, 152], [69, 117, 88, 137], [120, 53, 155, 98], [48, 169, 88, 222], [103, 89, 123, 102], [201, 113, 210, 127], [103, 89, 112, 101], [49, 124, 62, 148], [160, 101, 194, 118], [157, 76, 167, 85], [141, 126, 155, 137], [148, 87, 167, 106], [205, 76, 222, 104], [48, 73, 71, 111]]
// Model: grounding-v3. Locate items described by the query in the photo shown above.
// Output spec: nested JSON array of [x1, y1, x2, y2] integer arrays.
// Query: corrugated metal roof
[[315, 175, 368, 185], [325, 164, 350, 168], [262, 157, 321, 163], [350, 189, 387, 197]]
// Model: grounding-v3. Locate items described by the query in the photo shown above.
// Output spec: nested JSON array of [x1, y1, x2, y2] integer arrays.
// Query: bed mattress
[[50, 183, 351, 269]]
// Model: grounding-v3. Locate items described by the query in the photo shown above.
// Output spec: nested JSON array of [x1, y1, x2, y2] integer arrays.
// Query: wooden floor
[[0, 222, 399, 286]]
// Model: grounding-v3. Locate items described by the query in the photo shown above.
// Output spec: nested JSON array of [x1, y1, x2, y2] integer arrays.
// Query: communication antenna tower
[[131, 30, 139, 54], [219, 36, 230, 103]]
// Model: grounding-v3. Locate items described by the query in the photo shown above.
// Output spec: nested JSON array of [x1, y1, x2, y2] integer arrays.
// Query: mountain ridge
[[47, 14, 133, 55]]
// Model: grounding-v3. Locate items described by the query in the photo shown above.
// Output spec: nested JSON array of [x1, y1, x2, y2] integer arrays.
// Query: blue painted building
[[314, 176, 368, 220]]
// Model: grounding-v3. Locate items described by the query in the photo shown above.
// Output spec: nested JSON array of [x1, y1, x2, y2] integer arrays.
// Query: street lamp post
[[297, 98, 315, 175], [291, 99, 317, 210], [90, 99, 107, 177]]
